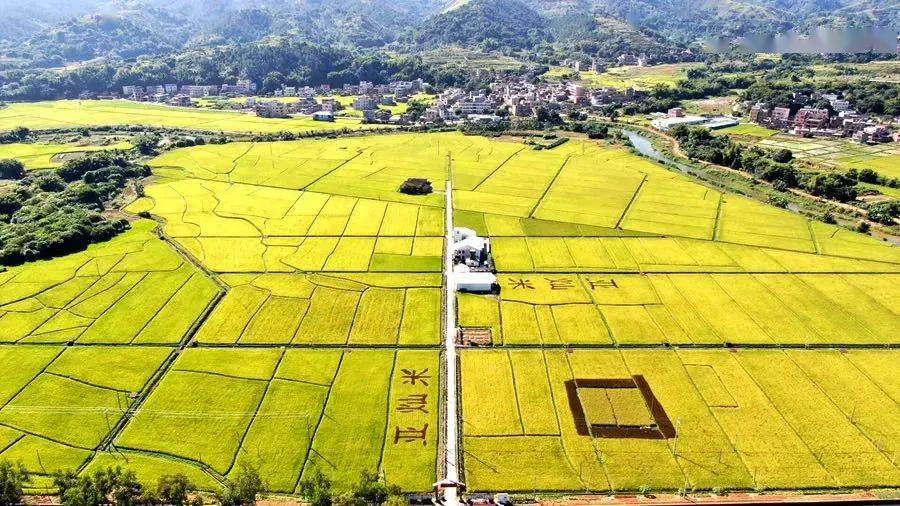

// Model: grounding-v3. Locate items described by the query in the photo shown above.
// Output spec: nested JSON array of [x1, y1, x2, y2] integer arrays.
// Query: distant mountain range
[[0, 0, 896, 67]]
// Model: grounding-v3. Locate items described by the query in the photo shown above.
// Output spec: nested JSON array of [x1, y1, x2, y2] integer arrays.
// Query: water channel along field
[[0, 132, 897, 494]]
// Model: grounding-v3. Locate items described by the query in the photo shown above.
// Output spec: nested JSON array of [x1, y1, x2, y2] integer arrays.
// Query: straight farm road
[[443, 178, 461, 505]]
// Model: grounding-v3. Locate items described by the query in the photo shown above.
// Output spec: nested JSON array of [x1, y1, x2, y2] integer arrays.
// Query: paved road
[[442, 179, 460, 505]]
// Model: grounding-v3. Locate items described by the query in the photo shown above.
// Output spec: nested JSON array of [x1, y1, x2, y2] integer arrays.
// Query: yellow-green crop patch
[[460, 348, 900, 492], [716, 123, 779, 138], [195, 273, 442, 345], [0, 100, 367, 133], [114, 348, 440, 492], [0, 220, 220, 344], [0, 141, 133, 169], [131, 178, 444, 273], [0, 345, 171, 477], [458, 273, 899, 346], [544, 63, 700, 90]]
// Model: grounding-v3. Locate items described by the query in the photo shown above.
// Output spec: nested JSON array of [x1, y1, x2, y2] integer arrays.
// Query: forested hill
[[2, 0, 897, 66], [400, 0, 552, 52]]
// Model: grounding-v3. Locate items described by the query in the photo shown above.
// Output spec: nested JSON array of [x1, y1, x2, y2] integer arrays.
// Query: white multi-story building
[[354, 96, 379, 111], [181, 85, 219, 98]]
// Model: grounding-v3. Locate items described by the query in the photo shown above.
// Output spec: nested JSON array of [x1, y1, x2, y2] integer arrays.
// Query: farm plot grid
[[444, 132, 899, 492], [448, 134, 900, 265], [460, 348, 900, 492], [1, 131, 898, 496], [0, 133, 455, 492], [457, 273, 900, 346], [753, 134, 900, 179]]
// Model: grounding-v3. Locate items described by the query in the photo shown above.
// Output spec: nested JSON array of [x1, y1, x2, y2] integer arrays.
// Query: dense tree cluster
[[0, 127, 31, 144], [622, 71, 757, 115], [0, 151, 148, 265], [0, 460, 28, 505], [0, 459, 265, 506], [0, 39, 455, 101], [400, 0, 552, 54], [298, 470, 404, 506], [866, 200, 900, 225], [3, 11, 192, 68]]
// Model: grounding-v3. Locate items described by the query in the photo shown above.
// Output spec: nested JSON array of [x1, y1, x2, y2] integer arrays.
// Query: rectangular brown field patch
[[565, 375, 676, 439]]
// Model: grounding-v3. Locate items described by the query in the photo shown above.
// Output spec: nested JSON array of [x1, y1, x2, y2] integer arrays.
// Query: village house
[[354, 96, 379, 111], [312, 110, 335, 122], [793, 107, 830, 131], [181, 85, 219, 98], [255, 100, 293, 118]]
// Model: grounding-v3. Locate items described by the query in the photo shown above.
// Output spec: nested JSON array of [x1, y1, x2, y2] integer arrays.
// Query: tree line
[[0, 460, 406, 506]]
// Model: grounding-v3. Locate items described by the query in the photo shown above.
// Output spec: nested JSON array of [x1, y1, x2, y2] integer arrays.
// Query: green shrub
[[0, 460, 29, 506], [216, 464, 264, 506]]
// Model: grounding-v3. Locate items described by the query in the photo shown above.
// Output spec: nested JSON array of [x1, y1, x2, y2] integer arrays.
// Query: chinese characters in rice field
[[393, 368, 431, 446]]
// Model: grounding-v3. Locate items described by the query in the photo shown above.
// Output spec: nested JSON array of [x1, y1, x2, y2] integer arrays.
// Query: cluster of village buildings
[[650, 93, 898, 146], [564, 51, 697, 73], [122, 80, 258, 105], [120, 79, 429, 123], [117, 73, 897, 143], [421, 76, 647, 124], [118, 73, 652, 126], [742, 92, 897, 144]]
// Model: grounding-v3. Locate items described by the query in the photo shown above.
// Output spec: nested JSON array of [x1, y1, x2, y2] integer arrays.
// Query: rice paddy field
[[0, 130, 898, 496], [717, 123, 779, 138], [0, 141, 134, 169], [0, 100, 366, 134], [544, 63, 700, 90], [461, 348, 900, 491]]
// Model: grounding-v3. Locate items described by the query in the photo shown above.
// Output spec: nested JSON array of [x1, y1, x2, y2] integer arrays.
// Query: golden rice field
[[461, 348, 900, 491], [0, 100, 366, 133], [545, 63, 700, 90], [0, 141, 134, 169], [0, 130, 898, 496]]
